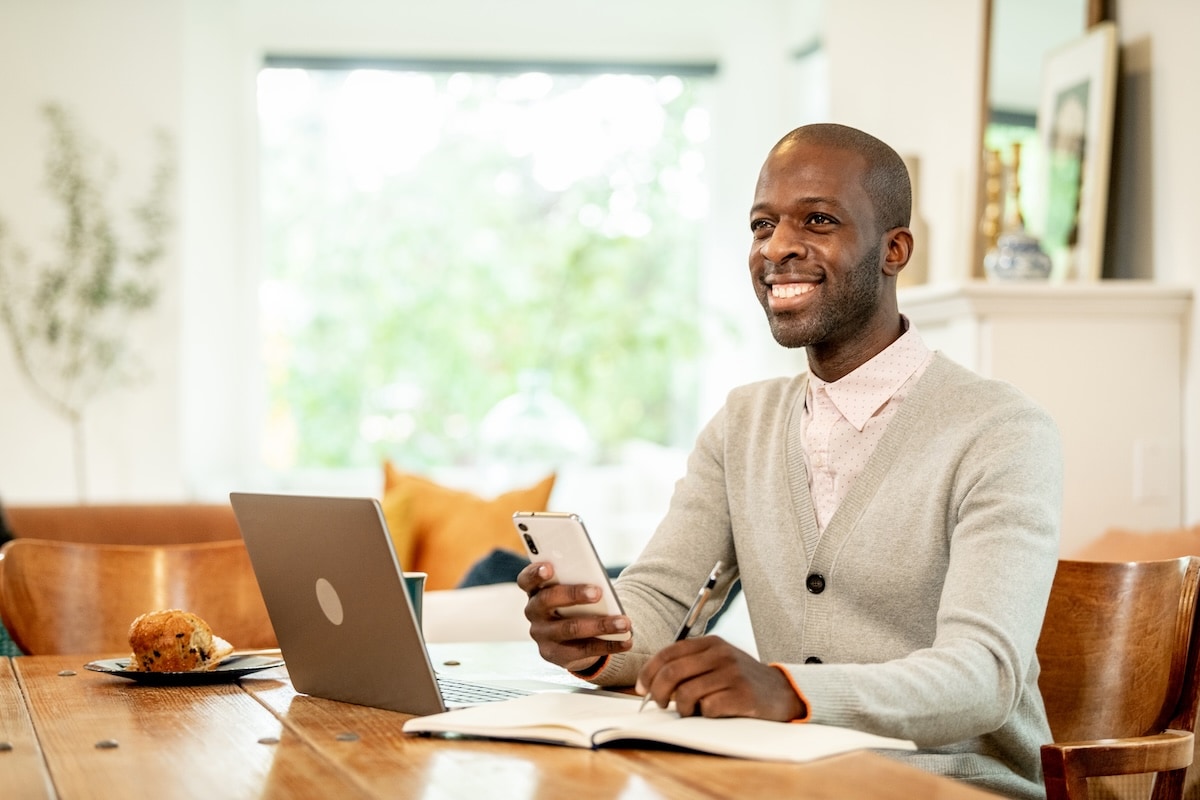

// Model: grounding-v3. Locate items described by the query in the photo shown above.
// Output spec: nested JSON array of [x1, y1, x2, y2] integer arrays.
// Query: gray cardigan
[[599, 354, 1063, 800]]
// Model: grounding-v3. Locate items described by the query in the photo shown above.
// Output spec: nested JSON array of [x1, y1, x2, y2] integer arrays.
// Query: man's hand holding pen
[[634, 636, 806, 721], [633, 561, 804, 722], [637, 559, 723, 712]]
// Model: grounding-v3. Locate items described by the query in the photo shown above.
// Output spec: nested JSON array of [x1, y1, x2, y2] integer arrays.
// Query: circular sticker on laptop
[[315, 577, 344, 625]]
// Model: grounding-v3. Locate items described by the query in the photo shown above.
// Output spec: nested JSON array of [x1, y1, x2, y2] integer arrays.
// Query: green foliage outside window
[[258, 68, 714, 471]]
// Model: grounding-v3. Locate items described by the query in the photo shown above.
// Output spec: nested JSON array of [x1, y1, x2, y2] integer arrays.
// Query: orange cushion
[[381, 461, 555, 590]]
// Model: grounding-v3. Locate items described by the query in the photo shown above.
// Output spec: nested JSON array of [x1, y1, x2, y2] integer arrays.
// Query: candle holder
[[983, 142, 1051, 281]]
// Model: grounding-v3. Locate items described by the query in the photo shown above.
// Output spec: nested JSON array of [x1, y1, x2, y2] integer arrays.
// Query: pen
[[639, 559, 723, 712]]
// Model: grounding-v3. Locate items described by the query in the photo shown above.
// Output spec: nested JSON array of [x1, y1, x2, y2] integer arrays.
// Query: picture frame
[[1029, 21, 1118, 281]]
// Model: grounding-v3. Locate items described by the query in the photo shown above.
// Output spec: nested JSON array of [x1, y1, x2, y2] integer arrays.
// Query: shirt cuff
[[570, 655, 610, 680], [769, 663, 811, 723]]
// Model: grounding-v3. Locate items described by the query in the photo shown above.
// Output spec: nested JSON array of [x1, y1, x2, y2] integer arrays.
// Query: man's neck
[[805, 315, 907, 382]]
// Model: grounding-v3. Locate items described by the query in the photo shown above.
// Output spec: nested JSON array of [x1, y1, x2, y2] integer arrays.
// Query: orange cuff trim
[[769, 662, 812, 723], [570, 655, 610, 680]]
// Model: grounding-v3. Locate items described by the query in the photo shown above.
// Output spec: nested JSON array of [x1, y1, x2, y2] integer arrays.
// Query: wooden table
[[1, 642, 1001, 799]]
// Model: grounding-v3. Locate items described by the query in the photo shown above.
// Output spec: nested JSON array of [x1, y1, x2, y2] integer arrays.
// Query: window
[[256, 61, 716, 485]]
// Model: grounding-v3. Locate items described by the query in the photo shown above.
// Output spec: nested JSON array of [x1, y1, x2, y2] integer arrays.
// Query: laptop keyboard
[[437, 676, 532, 705]]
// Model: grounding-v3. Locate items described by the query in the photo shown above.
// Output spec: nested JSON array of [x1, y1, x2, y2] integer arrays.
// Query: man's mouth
[[766, 280, 818, 313], [770, 283, 817, 299]]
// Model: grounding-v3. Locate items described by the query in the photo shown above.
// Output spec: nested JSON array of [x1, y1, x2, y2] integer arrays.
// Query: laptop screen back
[[230, 492, 447, 715]]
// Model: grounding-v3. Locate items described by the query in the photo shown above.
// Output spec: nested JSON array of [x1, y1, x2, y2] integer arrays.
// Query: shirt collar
[[807, 317, 932, 431]]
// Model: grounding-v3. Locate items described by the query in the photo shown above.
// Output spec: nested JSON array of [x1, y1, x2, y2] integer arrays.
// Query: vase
[[983, 141, 1052, 281], [983, 228, 1053, 281]]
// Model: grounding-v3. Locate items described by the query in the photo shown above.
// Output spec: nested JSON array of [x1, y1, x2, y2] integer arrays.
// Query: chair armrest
[[1042, 730, 1194, 792]]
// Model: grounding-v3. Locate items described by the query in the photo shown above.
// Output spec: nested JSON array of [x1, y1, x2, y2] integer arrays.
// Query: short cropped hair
[[773, 123, 912, 232]]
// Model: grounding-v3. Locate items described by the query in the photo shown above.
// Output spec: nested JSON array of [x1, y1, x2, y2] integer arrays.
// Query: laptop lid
[[230, 492, 449, 715]]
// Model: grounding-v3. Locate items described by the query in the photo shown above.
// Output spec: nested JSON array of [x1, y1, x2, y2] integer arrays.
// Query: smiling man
[[521, 123, 1063, 800], [749, 126, 910, 380]]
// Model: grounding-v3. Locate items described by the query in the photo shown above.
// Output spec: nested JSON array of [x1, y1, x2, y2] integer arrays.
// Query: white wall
[[0, 0, 187, 501], [824, 0, 989, 285], [1, 0, 1196, 529], [1109, 0, 1200, 527]]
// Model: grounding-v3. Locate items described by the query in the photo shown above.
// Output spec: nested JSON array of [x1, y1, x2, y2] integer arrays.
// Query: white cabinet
[[899, 281, 1192, 555]]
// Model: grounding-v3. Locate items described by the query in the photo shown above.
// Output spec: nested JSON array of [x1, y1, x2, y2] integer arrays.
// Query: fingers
[[529, 612, 633, 671], [669, 675, 734, 717], [528, 607, 631, 644], [635, 636, 716, 710], [520, 562, 632, 670], [516, 561, 553, 594], [635, 637, 800, 720], [519, 564, 611, 623]]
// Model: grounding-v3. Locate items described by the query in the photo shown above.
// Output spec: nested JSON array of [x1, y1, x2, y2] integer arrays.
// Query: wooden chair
[[1038, 557, 1200, 800], [0, 538, 276, 655], [4, 503, 243, 545]]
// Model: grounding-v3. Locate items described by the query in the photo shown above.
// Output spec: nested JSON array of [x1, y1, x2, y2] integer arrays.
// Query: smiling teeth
[[771, 284, 815, 299]]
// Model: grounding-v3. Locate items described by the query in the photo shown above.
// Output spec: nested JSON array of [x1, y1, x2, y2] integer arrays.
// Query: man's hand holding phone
[[514, 512, 633, 673], [518, 561, 633, 673]]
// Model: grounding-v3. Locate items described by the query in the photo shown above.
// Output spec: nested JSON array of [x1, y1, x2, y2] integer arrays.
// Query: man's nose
[[759, 220, 807, 265]]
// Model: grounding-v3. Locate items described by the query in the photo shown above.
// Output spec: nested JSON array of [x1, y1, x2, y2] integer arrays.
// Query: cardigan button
[[805, 656, 823, 664], [805, 573, 826, 594]]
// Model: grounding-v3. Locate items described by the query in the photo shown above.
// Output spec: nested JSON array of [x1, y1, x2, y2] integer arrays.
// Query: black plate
[[84, 654, 285, 685]]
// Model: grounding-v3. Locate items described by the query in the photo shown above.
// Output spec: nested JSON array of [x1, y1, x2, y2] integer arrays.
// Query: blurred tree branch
[[0, 103, 174, 499]]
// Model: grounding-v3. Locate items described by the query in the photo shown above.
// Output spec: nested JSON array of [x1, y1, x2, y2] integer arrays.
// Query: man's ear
[[881, 227, 913, 277]]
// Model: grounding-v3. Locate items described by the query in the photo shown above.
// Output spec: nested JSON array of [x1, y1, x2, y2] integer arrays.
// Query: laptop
[[231, 491, 573, 715]]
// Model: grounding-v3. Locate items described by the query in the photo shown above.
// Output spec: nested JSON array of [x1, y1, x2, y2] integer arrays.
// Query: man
[[520, 123, 1062, 799]]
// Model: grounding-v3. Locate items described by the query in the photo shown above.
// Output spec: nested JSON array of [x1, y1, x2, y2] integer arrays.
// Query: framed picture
[[1030, 21, 1118, 281]]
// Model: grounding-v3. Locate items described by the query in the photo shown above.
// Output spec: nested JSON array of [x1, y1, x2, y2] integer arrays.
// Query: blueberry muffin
[[128, 609, 233, 672]]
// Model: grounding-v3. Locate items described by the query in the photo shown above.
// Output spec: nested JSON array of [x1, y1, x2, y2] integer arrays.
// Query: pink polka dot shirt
[[801, 317, 933, 536]]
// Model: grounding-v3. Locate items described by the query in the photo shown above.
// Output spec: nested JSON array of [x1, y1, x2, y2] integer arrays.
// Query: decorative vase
[[984, 228, 1054, 281], [983, 141, 1052, 282]]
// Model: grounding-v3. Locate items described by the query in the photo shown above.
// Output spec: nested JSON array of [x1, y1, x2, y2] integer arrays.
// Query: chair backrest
[[1038, 557, 1200, 744], [0, 538, 277, 655], [4, 503, 242, 545]]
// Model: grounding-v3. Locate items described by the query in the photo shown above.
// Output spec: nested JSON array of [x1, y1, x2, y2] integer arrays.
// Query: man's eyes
[[750, 214, 837, 234]]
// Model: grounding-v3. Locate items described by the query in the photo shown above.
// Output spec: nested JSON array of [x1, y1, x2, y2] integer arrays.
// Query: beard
[[761, 243, 883, 350]]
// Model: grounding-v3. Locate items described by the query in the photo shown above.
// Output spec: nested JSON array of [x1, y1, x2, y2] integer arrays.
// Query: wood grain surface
[[4, 645, 1003, 799]]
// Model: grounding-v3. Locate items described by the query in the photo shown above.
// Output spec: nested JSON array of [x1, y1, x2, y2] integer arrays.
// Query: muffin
[[127, 609, 233, 672]]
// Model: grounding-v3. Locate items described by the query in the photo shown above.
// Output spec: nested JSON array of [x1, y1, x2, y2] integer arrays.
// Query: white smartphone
[[513, 511, 631, 642]]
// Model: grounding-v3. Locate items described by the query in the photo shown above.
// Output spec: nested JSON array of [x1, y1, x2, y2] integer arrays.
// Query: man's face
[[748, 140, 887, 352]]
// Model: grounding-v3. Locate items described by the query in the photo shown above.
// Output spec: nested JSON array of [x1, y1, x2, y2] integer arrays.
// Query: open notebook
[[403, 692, 916, 761]]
